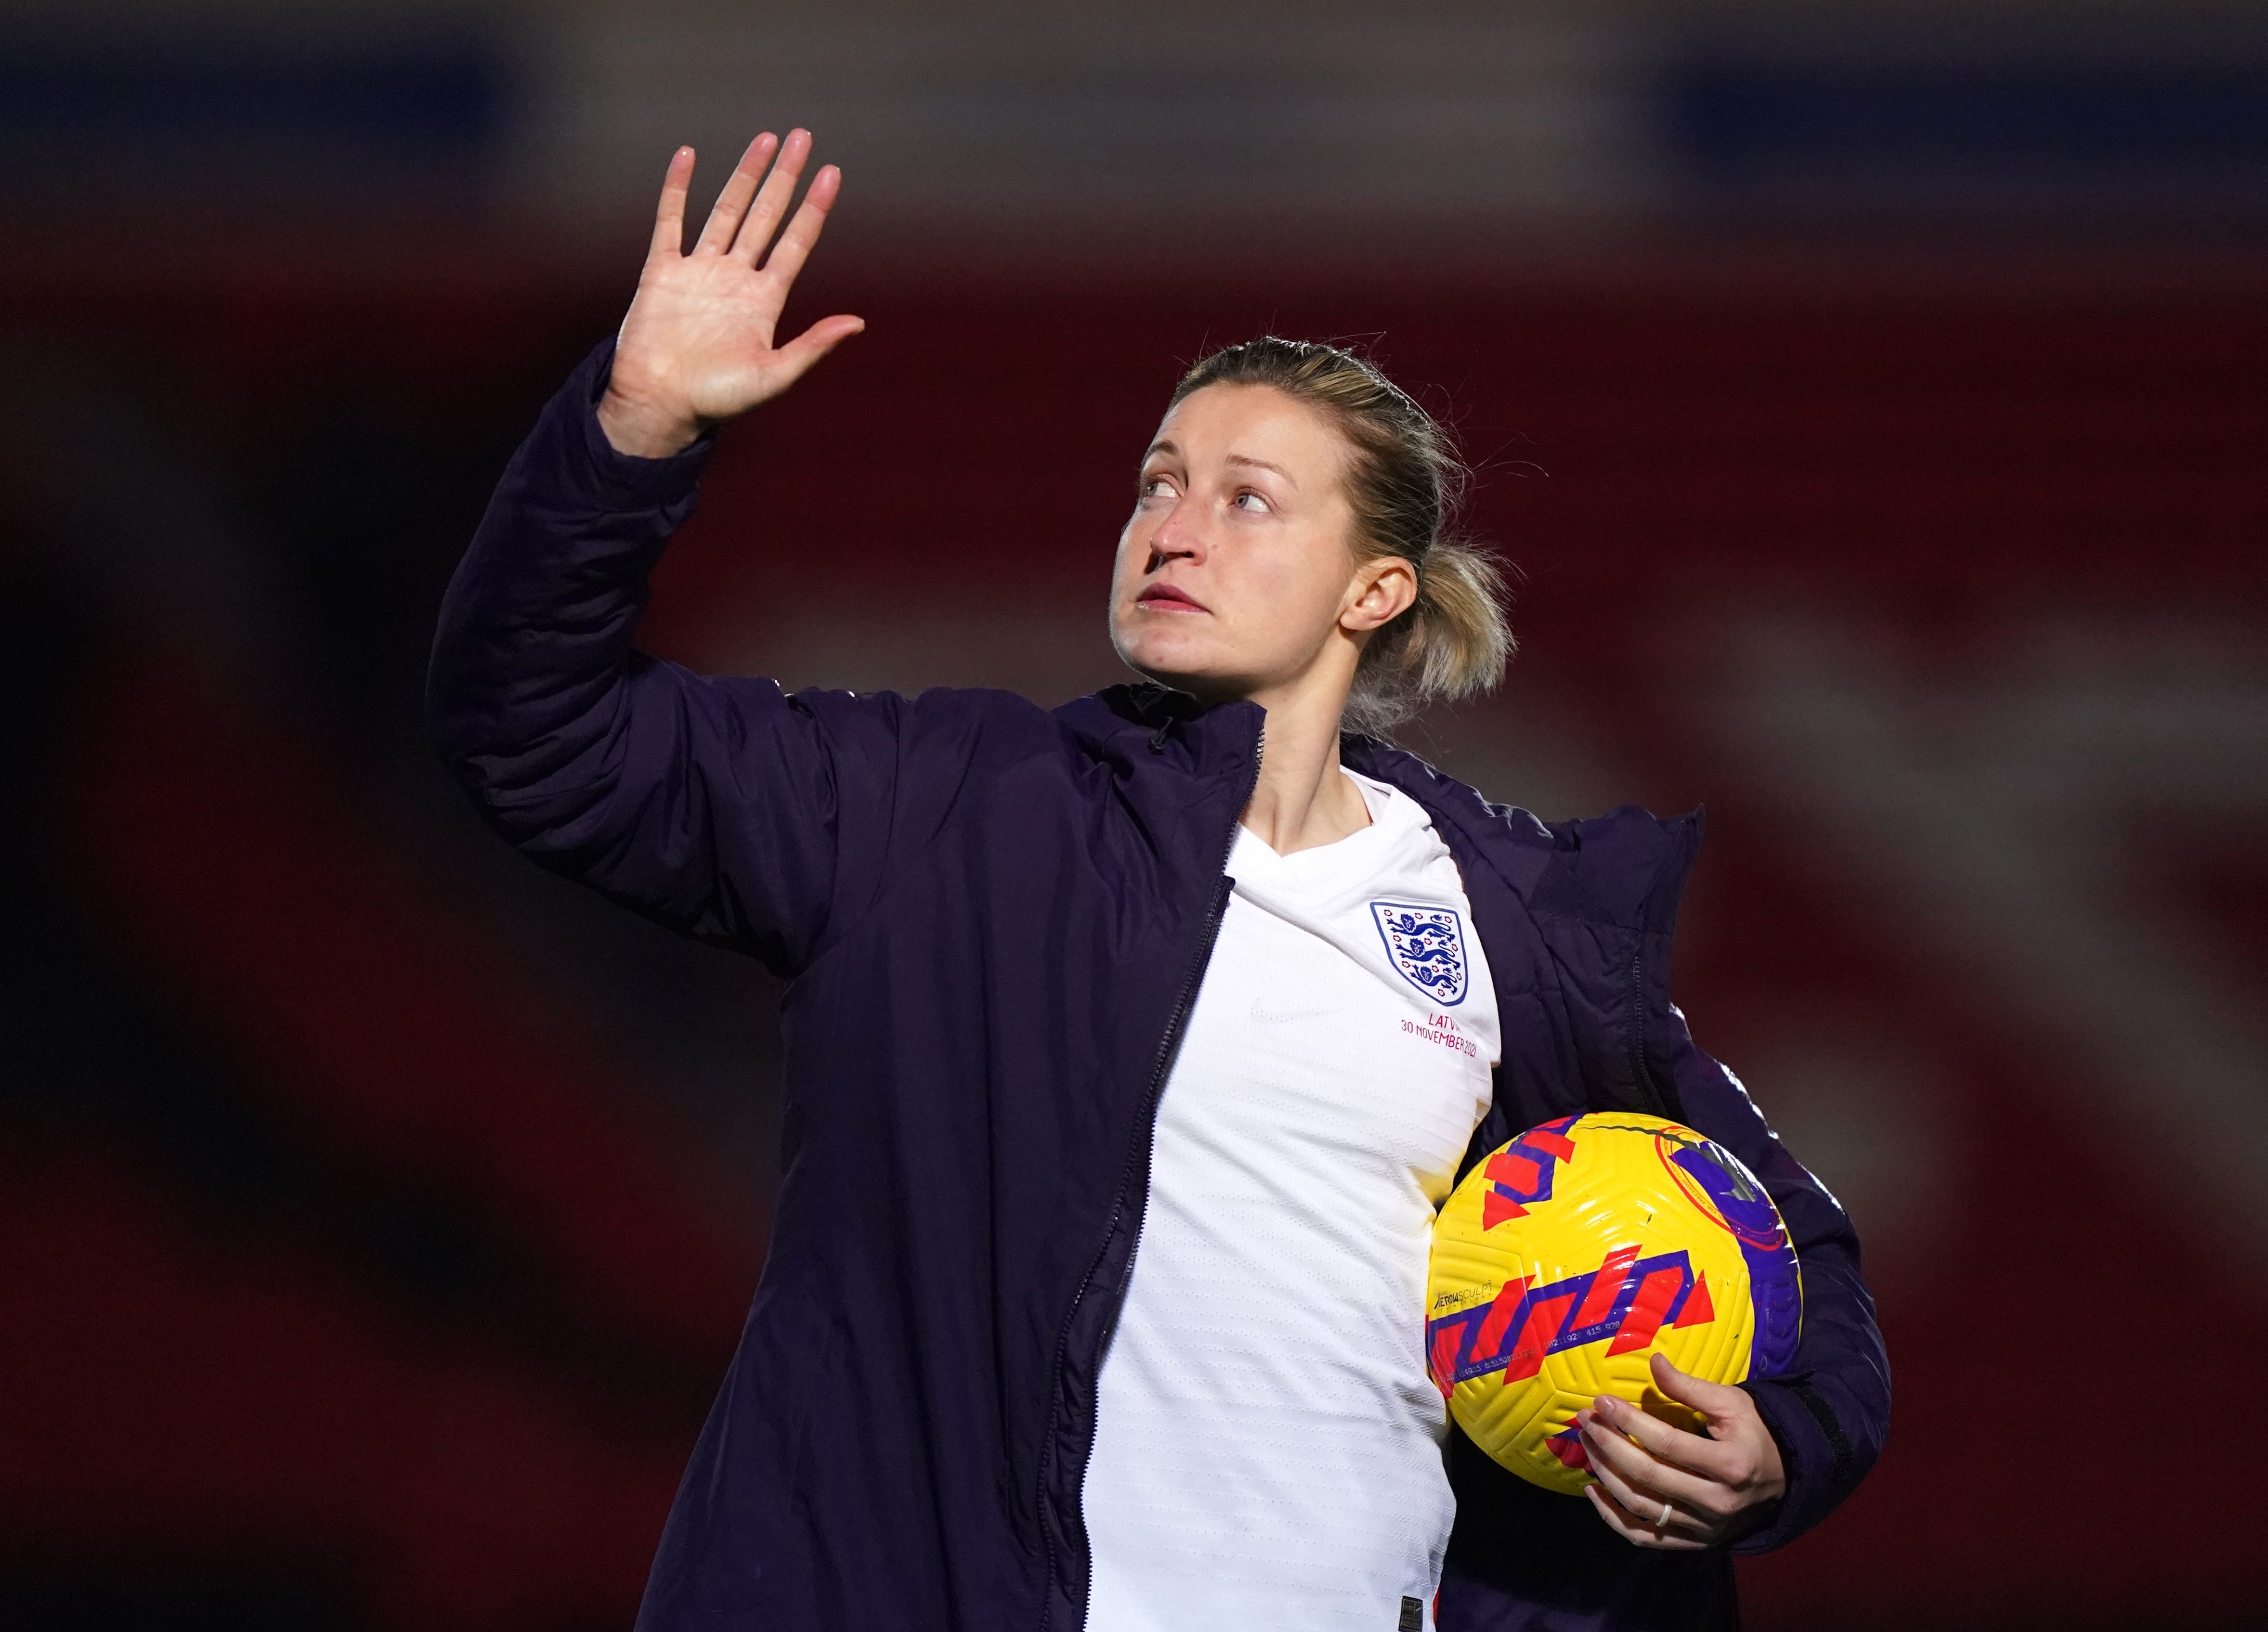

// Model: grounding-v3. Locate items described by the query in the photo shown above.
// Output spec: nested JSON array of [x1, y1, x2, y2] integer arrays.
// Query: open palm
[[598, 129, 863, 458]]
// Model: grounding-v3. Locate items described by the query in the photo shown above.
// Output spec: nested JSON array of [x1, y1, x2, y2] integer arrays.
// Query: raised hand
[[597, 130, 864, 458], [1574, 1351, 1788, 1550]]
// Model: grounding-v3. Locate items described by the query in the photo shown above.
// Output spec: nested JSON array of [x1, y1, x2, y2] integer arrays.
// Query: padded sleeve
[[427, 337, 921, 973], [1655, 1008, 1892, 1553]]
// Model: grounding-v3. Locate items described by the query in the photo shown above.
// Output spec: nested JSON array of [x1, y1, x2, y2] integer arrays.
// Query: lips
[[1137, 583, 1206, 611]]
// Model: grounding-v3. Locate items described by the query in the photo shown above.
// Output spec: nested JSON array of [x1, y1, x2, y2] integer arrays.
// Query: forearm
[[427, 336, 715, 844], [425, 134, 880, 967], [430, 121, 857, 812], [1733, 1231, 1888, 1550], [1659, 1022, 1892, 1550]]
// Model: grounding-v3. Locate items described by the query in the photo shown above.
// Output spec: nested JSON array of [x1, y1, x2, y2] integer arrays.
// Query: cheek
[[1246, 538, 1352, 631], [1109, 524, 1145, 600]]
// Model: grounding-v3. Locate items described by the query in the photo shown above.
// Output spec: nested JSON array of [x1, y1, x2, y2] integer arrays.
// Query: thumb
[[1649, 1349, 1745, 1420], [769, 313, 866, 390]]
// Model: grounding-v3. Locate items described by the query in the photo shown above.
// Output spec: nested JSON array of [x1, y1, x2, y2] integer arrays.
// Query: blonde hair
[[1170, 337, 1512, 737]]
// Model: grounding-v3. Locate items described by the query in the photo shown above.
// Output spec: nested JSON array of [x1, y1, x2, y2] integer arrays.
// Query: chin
[[1120, 657, 1241, 708], [1112, 624, 1203, 688]]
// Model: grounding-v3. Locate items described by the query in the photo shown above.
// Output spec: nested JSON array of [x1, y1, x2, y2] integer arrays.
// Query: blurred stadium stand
[[2, 3, 2264, 1629]]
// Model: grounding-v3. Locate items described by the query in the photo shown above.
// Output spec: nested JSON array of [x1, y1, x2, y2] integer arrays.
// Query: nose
[[1147, 496, 1204, 570]]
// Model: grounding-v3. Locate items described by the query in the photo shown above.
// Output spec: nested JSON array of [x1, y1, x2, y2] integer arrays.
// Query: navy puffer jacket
[[429, 341, 1889, 1632]]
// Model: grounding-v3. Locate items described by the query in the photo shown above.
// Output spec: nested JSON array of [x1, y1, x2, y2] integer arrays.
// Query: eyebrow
[[1226, 453, 1296, 487], [1141, 440, 1299, 489]]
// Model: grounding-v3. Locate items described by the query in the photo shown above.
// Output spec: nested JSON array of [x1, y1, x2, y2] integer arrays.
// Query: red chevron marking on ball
[[1547, 1424, 1590, 1469], [1469, 1274, 1532, 1364], [1572, 1243, 1642, 1328], [1429, 1324, 1462, 1399], [1504, 1292, 1577, 1383], [1527, 1126, 1578, 1161], [1670, 1272, 1715, 1329], [1605, 1265, 1689, 1356]]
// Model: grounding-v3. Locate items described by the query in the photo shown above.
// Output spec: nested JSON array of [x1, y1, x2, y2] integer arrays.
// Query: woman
[[431, 131, 1887, 1632]]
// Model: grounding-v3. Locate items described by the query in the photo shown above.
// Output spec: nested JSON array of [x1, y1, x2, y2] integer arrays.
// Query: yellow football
[[1426, 1112, 1802, 1495]]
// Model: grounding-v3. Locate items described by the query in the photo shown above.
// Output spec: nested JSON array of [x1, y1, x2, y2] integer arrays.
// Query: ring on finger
[[1656, 1498, 1673, 1528]]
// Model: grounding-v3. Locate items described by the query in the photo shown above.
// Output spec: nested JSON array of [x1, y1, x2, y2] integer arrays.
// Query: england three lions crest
[[1370, 901, 1470, 1006]]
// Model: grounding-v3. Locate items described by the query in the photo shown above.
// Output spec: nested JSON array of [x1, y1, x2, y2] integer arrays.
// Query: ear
[[1341, 554, 1418, 635]]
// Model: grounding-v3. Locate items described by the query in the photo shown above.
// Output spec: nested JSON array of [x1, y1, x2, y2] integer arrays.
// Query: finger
[[1589, 1392, 1739, 1482], [1577, 1418, 1670, 1513], [1650, 1351, 1749, 1420], [1585, 1484, 1707, 1553], [694, 131, 780, 255], [762, 313, 866, 393], [649, 145, 696, 259], [1580, 1437, 1714, 1544], [1583, 1483, 1651, 1545], [1588, 1423, 1705, 1523], [1590, 1482, 1707, 1551], [1576, 1410, 1727, 1519], [759, 163, 843, 284], [730, 126, 814, 263]]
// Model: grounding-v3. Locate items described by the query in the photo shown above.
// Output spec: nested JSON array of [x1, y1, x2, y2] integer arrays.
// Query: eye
[[1140, 473, 1178, 501], [1231, 489, 1272, 513]]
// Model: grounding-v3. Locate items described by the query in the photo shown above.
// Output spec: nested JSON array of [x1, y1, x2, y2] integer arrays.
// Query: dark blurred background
[[2, 1, 2263, 1628]]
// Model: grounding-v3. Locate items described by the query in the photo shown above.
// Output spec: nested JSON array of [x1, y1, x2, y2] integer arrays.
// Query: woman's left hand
[[1575, 1351, 1787, 1550]]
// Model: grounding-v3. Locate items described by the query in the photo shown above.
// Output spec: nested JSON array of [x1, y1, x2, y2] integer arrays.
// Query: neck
[[1234, 676, 1369, 856]]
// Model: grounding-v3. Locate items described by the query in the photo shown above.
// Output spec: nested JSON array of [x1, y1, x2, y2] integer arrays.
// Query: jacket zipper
[[1626, 946, 1667, 1117], [1036, 720, 1261, 1632]]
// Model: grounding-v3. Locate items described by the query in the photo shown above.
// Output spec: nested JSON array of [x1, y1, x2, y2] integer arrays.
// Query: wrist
[[596, 385, 703, 459]]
